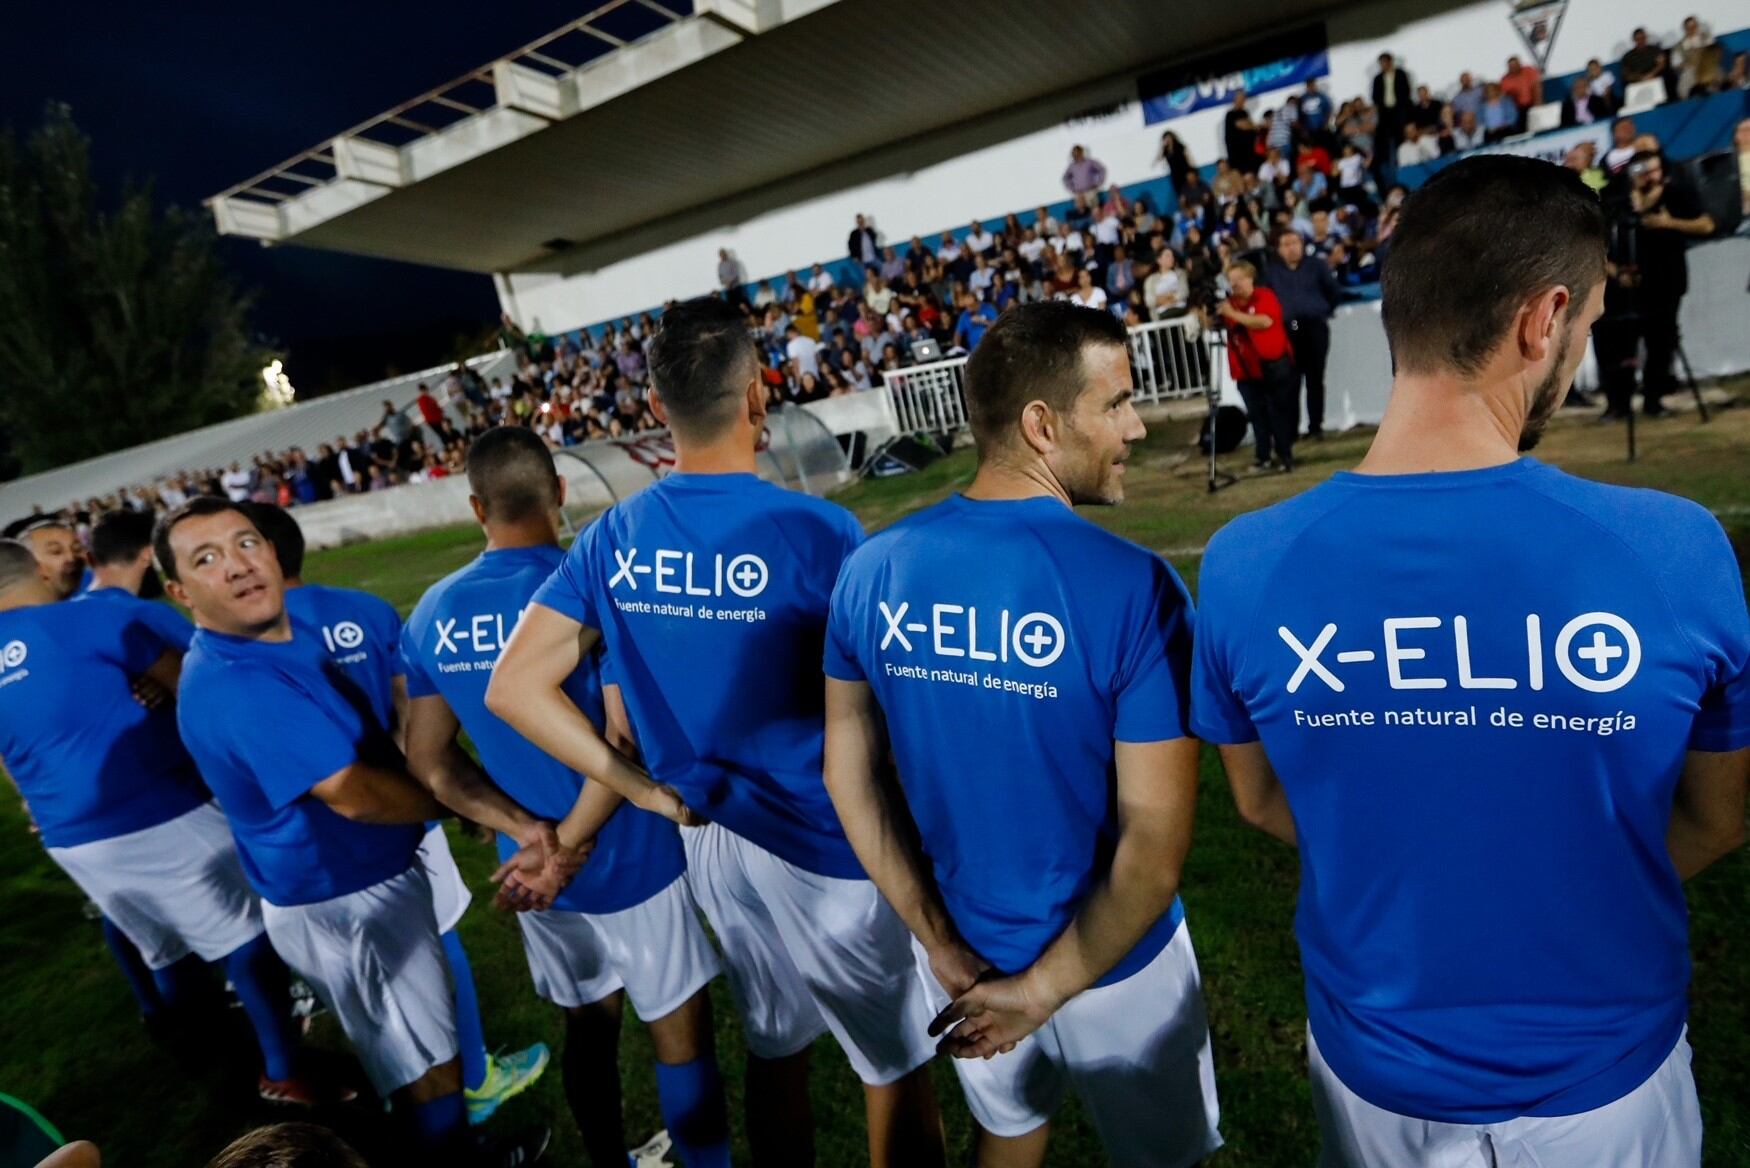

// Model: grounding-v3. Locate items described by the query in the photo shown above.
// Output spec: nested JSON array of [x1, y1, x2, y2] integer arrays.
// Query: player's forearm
[[1236, 783, 1298, 846], [423, 744, 539, 840], [827, 763, 959, 952], [489, 675, 659, 806], [320, 763, 447, 825], [556, 779, 627, 852], [1023, 826, 1185, 1009], [1667, 815, 1743, 879]]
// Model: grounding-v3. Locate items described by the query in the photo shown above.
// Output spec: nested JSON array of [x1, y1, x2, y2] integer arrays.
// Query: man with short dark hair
[[205, 1122, 370, 1168], [1265, 230, 1342, 440], [822, 300, 1219, 1167], [161, 498, 555, 1167], [489, 297, 945, 1168], [1223, 89, 1260, 174], [1620, 27, 1666, 87], [1194, 154, 1746, 1165], [401, 426, 729, 1165], [1217, 258, 1298, 472], [244, 503, 551, 1122], [1062, 144, 1107, 194]]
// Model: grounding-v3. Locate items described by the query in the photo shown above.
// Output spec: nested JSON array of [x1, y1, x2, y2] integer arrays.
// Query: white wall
[[502, 0, 1746, 336]]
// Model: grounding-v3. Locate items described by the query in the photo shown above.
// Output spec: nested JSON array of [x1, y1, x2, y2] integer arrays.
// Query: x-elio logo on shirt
[[879, 601, 1066, 668], [608, 547, 769, 599], [1278, 611, 1642, 695]]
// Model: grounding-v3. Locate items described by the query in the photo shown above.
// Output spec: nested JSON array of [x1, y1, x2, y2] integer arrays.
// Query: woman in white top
[[1065, 268, 1108, 310]]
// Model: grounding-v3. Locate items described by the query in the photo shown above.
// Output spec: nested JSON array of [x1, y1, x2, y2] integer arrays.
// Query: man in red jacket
[[1218, 259, 1298, 473]]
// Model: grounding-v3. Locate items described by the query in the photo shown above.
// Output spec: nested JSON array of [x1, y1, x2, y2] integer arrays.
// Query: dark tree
[[0, 103, 270, 475]]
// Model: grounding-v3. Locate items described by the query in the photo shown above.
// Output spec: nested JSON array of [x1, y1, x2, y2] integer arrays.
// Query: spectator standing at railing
[[380, 400, 412, 447], [1371, 52, 1414, 156], [415, 383, 445, 432], [1264, 228, 1341, 441], [1225, 89, 1262, 174], [1309, 78, 1330, 141], [1156, 130, 1195, 193], [717, 248, 747, 304], [1500, 55, 1543, 114], [1062, 144, 1108, 194], [847, 215, 880, 270]]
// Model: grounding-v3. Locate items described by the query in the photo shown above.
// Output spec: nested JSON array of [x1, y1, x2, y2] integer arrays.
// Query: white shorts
[[681, 822, 935, 1084], [1309, 1027, 1702, 1168], [262, 863, 458, 1096], [48, 802, 263, 970], [914, 922, 1222, 1166], [516, 876, 721, 1018], [416, 824, 471, 934]]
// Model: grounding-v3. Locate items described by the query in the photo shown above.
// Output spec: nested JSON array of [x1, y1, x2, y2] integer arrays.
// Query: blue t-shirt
[[0, 599, 205, 848], [533, 472, 865, 877], [826, 495, 1193, 985], [179, 625, 422, 907], [285, 584, 403, 732], [400, 545, 684, 914], [1191, 458, 1750, 1123], [75, 586, 196, 653], [954, 304, 999, 350]]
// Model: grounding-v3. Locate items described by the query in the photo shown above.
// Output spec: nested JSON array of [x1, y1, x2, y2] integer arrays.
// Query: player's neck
[[963, 459, 1072, 506], [89, 565, 142, 596], [0, 582, 55, 611], [284, 576, 304, 589], [1357, 372, 1525, 475], [484, 519, 559, 552], [671, 434, 758, 476]]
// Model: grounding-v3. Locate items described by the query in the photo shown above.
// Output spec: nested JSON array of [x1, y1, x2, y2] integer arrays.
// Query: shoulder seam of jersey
[[1514, 474, 1712, 682]]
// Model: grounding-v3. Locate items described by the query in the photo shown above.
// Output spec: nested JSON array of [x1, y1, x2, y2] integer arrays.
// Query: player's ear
[[554, 475, 568, 510], [1018, 398, 1057, 457], [164, 576, 190, 610], [745, 376, 768, 428], [647, 386, 670, 426], [468, 495, 487, 526]]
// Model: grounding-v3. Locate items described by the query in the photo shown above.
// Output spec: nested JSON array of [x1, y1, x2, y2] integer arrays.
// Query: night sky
[[4, 1, 608, 392]]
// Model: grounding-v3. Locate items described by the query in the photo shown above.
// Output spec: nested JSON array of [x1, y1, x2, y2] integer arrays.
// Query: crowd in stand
[[16, 20, 1747, 530]]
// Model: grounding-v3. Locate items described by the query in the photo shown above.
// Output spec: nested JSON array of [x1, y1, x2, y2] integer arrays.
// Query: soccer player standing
[[159, 498, 554, 1166], [245, 503, 549, 1123], [0, 539, 322, 1104], [823, 301, 1221, 1168], [489, 297, 945, 1168], [1193, 155, 1748, 1167], [401, 426, 730, 1167]]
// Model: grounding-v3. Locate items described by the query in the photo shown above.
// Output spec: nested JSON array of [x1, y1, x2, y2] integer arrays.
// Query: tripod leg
[[1674, 343, 1709, 423]]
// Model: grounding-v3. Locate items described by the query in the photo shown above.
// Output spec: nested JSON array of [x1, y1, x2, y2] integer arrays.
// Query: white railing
[[881, 316, 1213, 436]]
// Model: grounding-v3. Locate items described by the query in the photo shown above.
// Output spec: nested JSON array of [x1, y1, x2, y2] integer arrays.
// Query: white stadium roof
[[208, 0, 1357, 276]]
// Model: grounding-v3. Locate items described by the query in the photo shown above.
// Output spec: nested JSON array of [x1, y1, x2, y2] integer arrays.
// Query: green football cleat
[[466, 1042, 552, 1125]]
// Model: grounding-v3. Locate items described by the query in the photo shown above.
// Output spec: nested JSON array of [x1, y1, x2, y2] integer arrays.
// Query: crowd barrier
[[293, 404, 850, 550], [881, 316, 1217, 436]]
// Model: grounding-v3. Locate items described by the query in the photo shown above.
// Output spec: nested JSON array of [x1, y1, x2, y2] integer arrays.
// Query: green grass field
[[3, 393, 1747, 1166]]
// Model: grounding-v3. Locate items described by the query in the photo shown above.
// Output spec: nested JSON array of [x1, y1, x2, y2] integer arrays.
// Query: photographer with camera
[[1595, 150, 1715, 420], [1217, 258, 1297, 473]]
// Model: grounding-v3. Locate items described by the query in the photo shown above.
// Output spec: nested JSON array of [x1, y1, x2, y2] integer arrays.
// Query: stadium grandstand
[[3, 0, 1749, 1165]]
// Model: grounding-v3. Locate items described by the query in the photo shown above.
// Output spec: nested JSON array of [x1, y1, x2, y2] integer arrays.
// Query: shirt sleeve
[[374, 598, 405, 679], [130, 600, 196, 655], [533, 518, 604, 629], [823, 557, 867, 683], [1686, 521, 1750, 752], [224, 668, 366, 810], [82, 599, 187, 673], [1188, 542, 1261, 745], [1113, 557, 1195, 742], [398, 619, 438, 700]]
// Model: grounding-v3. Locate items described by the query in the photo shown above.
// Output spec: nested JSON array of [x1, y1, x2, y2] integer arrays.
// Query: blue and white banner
[[1139, 27, 1329, 126]]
